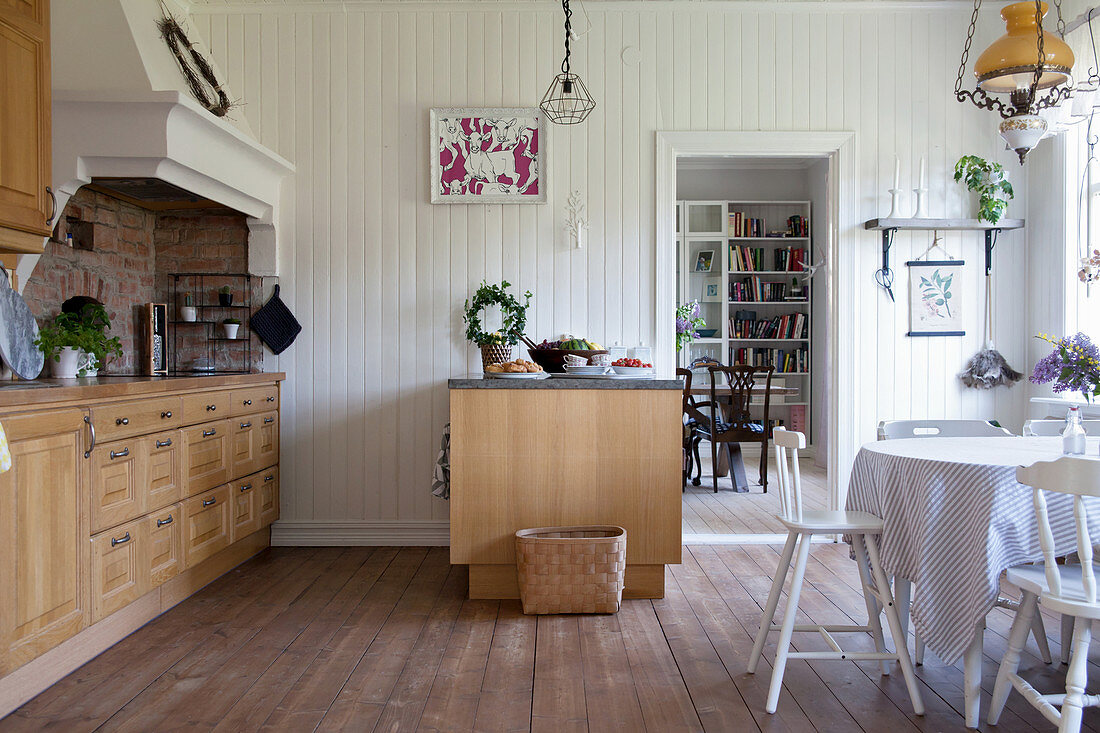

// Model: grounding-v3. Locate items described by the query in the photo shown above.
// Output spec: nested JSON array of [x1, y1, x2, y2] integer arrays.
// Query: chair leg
[[691, 437, 702, 486], [1062, 613, 1075, 665], [765, 533, 812, 714], [759, 439, 769, 492], [915, 634, 926, 666], [864, 533, 925, 716], [852, 533, 890, 676], [1061, 618, 1092, 733], [1031, 608, 1053, 665], [988, 590, 1038, 726], [748, 532, 798, 675]]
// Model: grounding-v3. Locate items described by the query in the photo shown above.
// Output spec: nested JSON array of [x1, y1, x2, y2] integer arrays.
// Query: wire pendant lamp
[[540, 0, 595, 125]]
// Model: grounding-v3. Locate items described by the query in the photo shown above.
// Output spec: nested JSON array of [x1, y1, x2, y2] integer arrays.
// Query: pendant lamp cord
[[560, 0, 572, 76]]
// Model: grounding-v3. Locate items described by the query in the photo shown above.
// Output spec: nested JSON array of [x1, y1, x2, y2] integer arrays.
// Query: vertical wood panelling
[[190, 2, 1031, 527]]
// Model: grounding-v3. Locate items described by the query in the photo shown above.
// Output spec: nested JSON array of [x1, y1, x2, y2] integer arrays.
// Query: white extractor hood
[[36, 0, 293, 282]]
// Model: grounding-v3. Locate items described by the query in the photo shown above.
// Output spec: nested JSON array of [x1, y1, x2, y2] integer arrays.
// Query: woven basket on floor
[[480, 344, 512, 369], [515, 526, 627, 615]]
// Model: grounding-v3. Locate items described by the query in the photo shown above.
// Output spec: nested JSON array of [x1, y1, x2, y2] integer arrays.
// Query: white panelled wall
[[187, 0, 1032, 541]]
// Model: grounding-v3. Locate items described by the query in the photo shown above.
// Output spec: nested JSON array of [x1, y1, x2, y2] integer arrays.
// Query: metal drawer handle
[[202, 428, 217, 437], [264, 475, 275, 482], [162, 411, 173, 419], [263, 417, 275, 424], [266, 396, 275, 402], [202, 498, 217, 507], [156, 438, 172, 448], [45, 186, 57, 225], [157, 515, 173, 527], [84, 415, 96, 459], [206, 404, 217, 411], [240, 484, 252, 492], [116, 417, 129, 426], [109, 448, 130, 459], [240, 421, 252, 429], [243, 399, 252, 406], [111, 532, 131, 547]]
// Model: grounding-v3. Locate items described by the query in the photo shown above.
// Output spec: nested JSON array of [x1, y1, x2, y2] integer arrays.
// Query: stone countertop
[[0, 372, 285, 410], [448, 374, 683, 390]]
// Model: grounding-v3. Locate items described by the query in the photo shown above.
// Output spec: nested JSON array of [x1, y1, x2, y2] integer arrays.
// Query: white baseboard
[[270, 520, 451, 546]]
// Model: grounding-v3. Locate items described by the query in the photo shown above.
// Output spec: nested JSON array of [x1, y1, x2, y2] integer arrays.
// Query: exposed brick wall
[[23, 189, 156, 375], [23, 188, 260, 375]]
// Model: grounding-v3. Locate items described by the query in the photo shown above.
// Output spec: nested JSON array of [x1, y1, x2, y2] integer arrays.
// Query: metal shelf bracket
[[984, 228, 1000, 276]]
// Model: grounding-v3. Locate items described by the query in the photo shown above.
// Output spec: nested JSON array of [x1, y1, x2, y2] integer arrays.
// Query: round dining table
[[846, 435, 1100, 728]]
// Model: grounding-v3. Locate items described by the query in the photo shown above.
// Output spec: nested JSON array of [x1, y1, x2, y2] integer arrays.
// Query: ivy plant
[[953, 155, 1014, 224], [463, 280, 532, 346]]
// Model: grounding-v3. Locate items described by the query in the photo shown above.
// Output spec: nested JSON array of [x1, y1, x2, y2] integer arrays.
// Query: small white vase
[[222, 323, 239, 339], [78, 351, 99, 377], [181, 306, 197, 322], [51, 346, 82, 378]]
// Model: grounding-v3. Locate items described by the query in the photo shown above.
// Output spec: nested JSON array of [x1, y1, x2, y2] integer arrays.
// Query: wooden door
[[90, 436, 144, 534], [0, 0, 52, 250], [145, 431, 181, 513], [230, 418, 257, 478], [0, 408, 88, 675], [144, 506, 181, 589], [181, 486, 230, 568], [230, 478, 259, 542], [181, 420, 230, 497], [89, 519, 144, 623], [255, 412, 279, 471], [258, 467, 279, 528]]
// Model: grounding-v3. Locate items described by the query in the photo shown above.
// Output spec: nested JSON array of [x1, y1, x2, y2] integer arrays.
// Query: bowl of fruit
[[611, 357, 655, 376], [523, 336, 609, 373]]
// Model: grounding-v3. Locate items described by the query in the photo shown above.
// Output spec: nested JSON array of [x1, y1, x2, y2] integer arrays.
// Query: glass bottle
[[1063, 405, 1087, 455]]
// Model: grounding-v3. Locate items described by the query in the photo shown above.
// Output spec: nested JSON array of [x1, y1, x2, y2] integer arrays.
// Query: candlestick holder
[[887, 189, 904, 218], [912, 188, 929, 219]]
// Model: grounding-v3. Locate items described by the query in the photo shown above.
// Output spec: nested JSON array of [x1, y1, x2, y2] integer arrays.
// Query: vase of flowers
[[1030, 332, 1100, 402], [676, 300, 706, 351]]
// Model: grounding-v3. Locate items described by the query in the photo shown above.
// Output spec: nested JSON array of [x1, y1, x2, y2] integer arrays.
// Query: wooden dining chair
[[747, 428, 925, 716], [1023, 419, 1100, 437], [989, 456, 1100, 732], [697, 364, 774, 493], [877, 419, 1014, 440], [677, 368, 704, 489]]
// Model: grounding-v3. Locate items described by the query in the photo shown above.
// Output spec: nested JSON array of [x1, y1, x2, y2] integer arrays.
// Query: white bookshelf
[[676, 199, 813, 437]]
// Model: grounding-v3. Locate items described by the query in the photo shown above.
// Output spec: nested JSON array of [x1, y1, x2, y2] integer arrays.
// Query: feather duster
[[958, 342, 1024, 389]]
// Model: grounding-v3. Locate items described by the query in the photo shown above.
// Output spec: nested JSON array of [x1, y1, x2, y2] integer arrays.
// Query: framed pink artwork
[[430, 108, 546, 204]]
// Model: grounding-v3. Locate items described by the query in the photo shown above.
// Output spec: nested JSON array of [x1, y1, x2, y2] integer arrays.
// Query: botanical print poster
[[906, 260, 965, 336], [430, 108, 546, 204]]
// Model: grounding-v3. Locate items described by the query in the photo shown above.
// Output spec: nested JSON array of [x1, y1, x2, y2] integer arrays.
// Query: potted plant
[[218, 285, 233, 307], [73, 304, 122, 376], [221, 317, 241, 339], [33, 305, 122, 378], [463, 280, 532, 369], [181, 292, 197, 322], [954, 155, 1014, 224]]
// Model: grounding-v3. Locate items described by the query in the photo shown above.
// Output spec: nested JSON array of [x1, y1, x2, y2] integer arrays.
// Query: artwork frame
[[701, 276, 722, 302], [906, 260, 965, 337], [430, 107, 547, 204], [694, 250, 715, 273]]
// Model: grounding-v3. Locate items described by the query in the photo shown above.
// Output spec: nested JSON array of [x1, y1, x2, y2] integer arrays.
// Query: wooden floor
[[4, 544, 1097, 732], [683, 453, 829, 535]]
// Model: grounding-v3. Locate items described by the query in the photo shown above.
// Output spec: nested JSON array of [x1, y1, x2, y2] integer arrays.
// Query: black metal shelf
[[169, 273, 254, 375]]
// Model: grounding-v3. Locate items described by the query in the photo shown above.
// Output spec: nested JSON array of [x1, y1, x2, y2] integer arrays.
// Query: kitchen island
[[448, 375, 682, 600]]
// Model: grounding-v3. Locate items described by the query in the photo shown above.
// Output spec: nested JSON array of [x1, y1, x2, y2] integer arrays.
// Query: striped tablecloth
[[846, 436, 1100, 664]]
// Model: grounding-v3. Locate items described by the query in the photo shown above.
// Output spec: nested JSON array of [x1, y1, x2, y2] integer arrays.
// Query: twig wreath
[[463, 281, 532, 346], [157, 8, 235, 117]]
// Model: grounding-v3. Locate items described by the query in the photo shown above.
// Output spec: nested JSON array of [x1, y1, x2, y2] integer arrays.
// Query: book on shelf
[[729, 276, 808, 302], [789, 404, 807, 433], [729, 312, 807, 339], [728, 212, 765, 238], [772, 247, 806, 271], [729, 345, 808, 373], [787, 215, 809, 237]]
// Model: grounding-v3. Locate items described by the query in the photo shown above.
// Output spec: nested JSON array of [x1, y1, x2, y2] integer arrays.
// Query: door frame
[[655, 131, 855, 511]]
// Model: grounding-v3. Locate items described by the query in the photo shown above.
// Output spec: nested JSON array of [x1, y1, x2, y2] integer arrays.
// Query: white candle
[[893, 156, 900, 190], [918, 156, 926, 189]]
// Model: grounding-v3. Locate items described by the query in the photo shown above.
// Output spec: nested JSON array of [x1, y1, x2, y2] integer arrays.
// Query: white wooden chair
[[988, 456, 1100, 732], [1023, 419, 1100, 437], [747, 427, 924, 716], [878, 419, 1014, 440]]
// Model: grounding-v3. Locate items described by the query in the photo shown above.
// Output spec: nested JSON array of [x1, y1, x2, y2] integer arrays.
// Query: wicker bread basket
[[480, 344, 512, 369], [515, 525, 627, 614]]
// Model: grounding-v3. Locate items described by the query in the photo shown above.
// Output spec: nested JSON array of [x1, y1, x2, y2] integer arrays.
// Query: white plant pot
[[181, 306, 197, 322], [51, 346, 82, 378], [222, 323, 240, 339]]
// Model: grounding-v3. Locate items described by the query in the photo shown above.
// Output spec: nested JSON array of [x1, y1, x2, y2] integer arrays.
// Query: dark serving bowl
[[526, 348, 610, 373]]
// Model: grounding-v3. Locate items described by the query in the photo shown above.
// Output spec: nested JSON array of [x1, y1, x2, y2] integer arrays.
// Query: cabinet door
[[0, 0, 52, 247], [90, 436, 144, 534], [89, 519, 144, 623], [230, 418, 257, 479], [181, 486, 230, 568], [0, 408, 88, 675], [181, 420, 230, 497], [256, 412, 279, 471], [230, 478, 259, 542], [258, 467, 279, 528], [144, 506, 181, 589], [145, 431, 182, 512]]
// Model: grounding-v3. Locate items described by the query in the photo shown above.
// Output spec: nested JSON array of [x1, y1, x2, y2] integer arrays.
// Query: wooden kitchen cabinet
[[144, 431, 182, 512], [90, 436, 144, 534], [230, 385, 278, 416], [144, 505, 182, 589], [181, 420, 230, 496], [181, 486, 231, 568], [90, 519, 144, 623], [0, 408, 89, 675], [0, 0, 53, 253], [230, 477, 260, 542], [258, 467, 279, 528]]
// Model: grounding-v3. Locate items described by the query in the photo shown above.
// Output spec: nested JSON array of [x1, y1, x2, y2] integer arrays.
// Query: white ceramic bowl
[[564, 365, 610, 375], [611, 365, 655, 376]]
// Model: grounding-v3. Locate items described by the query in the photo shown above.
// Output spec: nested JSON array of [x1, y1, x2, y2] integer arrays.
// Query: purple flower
[[1031, 332, 1100, 399]]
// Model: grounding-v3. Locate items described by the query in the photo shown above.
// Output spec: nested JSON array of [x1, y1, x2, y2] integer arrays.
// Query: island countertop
[[448, 374, 682, 389]]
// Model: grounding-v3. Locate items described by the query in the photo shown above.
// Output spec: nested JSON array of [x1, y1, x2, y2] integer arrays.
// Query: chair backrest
[[1016, 456, 1100, 605], [1023, 419, 1100, 436], [773, 427, 807, 522], [877, 419, 1014, 440], [708, 364, 774, 432], [676, 368, 693, 418]]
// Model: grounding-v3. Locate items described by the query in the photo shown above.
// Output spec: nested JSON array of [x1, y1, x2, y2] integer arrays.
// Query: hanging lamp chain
[[561, 0, 572, 76]]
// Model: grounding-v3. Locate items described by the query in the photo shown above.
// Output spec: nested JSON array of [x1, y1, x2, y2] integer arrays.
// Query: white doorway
[[655, 131, 856, 540]]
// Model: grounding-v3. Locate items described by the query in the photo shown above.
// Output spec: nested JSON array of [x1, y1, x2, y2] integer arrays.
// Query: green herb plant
[[222, 317, 241, 325], [34, 304, 123, 376], [953, 155, 1014, 224], [463, 280, 532, 346]]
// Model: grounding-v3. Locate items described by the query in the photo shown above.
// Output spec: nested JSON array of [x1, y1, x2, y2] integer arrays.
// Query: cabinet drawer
[[181, 420, 231, 497], [90, 436, 144, 534], [258, 467, 279, 528], [230, 385, 279, 417], [231, 418, 258, 479], [145, 506, 182, 589], [91, 397, 182, 442], [90, 519, 145, 623], [180, 391, 231, 426], [144, 431, 182, 512], [230, 476, 260, 542], [181, 486, 230, 568], [256, 411, 279, 471]]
